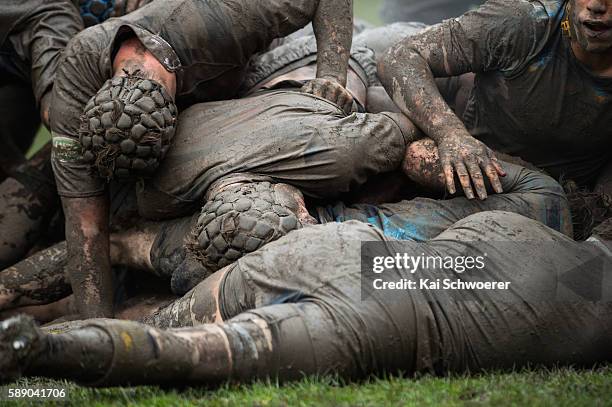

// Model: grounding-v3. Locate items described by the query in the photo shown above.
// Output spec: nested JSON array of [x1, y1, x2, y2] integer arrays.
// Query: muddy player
[[0, 20, 386, 277], [0, 0, 153, 177], [49, 0, 355, 318], [0, 0, 82, 177], [0, 0, 166, 270], [0, 1, 81, 271], [0, 142, 572, 317], [0, 211, 610, 386], [378, 0, 612, 201], [0, 25, 574, 313]]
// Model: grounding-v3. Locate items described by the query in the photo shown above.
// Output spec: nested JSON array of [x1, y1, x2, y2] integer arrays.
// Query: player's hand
[[437, 131, 506, 200], [302, 77, 354, 114]]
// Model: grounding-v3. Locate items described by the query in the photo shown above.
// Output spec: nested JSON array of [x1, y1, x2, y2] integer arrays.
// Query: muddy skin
[[317, 145, 572, 242], [382, 0, 612, 190], [53, 0, 356, 320], [403, 139, 522, 197], [0, 296, 76, 325], [62, 196, 114, 319], [0, 242, 69, 311], [302, 0, 354, 112], [0, 219, 173, 315], [0, 143, 59, 269], [378, 28, 504, 200], [0, 277, 176, 325], [143, 268, 228, 328], [3, 214, 612, 387]]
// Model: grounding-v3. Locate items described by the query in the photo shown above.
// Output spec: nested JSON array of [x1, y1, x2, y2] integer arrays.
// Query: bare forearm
[[378, 47, 466, 143], [379, 44, 505, 200], [312, 0, 353, 85], [62, 196, 113, 318]]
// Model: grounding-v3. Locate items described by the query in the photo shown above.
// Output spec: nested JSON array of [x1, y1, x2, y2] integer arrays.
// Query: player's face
[[572, 0, 612, 53]]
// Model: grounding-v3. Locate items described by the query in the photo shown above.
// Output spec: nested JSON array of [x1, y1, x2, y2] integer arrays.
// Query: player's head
[[79, 72, 178, 181], [568, 0, 612, 53]]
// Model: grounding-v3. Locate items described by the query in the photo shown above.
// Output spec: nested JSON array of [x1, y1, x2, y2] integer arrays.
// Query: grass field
[[4, 367, 612, 406], [14, 2, 612, 406]]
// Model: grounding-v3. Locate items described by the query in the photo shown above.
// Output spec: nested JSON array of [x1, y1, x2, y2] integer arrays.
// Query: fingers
[[483, 160, 504, 194], [491, 156, 506, 177], [302, 79, 353, 114], [455, 162, 475, 200], [337, 89, 354, 113], [442, 161, 456, 195], [466, 159, 487, 200]]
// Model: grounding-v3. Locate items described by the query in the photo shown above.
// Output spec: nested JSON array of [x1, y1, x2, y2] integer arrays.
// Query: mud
[[0, 143, 59, 269], [50, 0, 355, 320], [379, 0, 612, 188], [52, 0, 354, 198], [62, 196, 114, 318], [143, 268, 228, 328], [1, 0, 82, 108], [564, 180, 612, 241], [0, 242, 69, 310], [137, 90, 408, 220], [176, 182, 310, 293], [4, 214, 611, 386], [317, 157, 572, 241]]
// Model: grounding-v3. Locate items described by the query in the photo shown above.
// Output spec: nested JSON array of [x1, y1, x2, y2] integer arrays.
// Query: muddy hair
[[563, 180, 612, 241], [79, 72, 178, 181]]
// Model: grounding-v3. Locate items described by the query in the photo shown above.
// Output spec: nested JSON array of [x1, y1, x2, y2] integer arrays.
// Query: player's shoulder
[[469, 0, 565, 24], [64, 20, 114, 57]]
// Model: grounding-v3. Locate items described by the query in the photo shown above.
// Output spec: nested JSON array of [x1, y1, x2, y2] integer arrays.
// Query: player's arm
[[378, 0, 544, 199], [302, 0, 354, 112], [61, 195, 113, 318]]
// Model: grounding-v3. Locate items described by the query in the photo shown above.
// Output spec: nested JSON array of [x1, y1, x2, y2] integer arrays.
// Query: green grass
[[3, 367, 612, 406], [355, 0, 383, 25], [17, 3, 610, 406]]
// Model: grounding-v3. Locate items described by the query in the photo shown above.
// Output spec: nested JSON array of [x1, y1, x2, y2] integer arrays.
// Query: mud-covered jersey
[[410, 0, 612, 186], [0, 0, 82, 106], [51, 0, 329, 198], [136, 90, 408, 220]]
